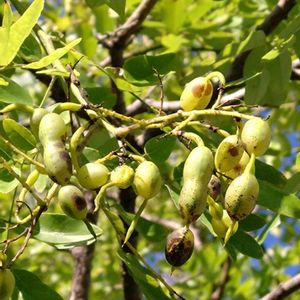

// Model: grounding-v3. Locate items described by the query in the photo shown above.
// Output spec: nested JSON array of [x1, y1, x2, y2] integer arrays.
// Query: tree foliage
[[0, 0, 300, 299]]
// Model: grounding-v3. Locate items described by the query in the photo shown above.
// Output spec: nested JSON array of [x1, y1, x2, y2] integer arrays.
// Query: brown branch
[[261, 273, 300, 300], [211, 258, 232, 300], [100, 0, 158, 49], [69, 192, 98, 300], [226, 0, 296, 82]]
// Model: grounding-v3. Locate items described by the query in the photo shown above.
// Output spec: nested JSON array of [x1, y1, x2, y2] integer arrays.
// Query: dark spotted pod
[[58, 185, 87, 220], [165, 227, 194, 267]]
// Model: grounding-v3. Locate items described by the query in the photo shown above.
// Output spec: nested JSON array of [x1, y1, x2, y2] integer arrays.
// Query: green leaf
[[24, 38, 81, 69], [106, 0, 126, 19], [284, 172, 300, 193], [256, 214, 281, 244], [245, 49, 291, 106], [32, 213, 102, 249], [85, 87, 116, 108], [237, 30, 265, 54], [145, 135, 176, 163], [3, 119, 36, 151], [228, 230, 264, 259], [258, 180, 300, 219], [0, 77, 33, 105], [255, 159, 286, 188], [123, 53, 177, 86], [239, 214, 266, 232], [165, 184, 179, 209], [13, 269, 63, 300], [0, 0, 44, 66], [118, 250, 171, 300], [3, 1, 13, 28], [113, 202, 169, 243], [0, 168, 18, 193]]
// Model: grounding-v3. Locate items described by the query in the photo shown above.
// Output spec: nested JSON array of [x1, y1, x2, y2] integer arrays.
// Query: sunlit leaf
[[3, 119, 36, 151], [32, 213, 102, 249], [0, 77, 33, 105], [0, 0, 44, 66], [24, 38, 81, 69]]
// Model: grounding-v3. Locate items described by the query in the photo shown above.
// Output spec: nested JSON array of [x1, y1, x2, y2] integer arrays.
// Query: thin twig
[[261, 273, 300, 300]]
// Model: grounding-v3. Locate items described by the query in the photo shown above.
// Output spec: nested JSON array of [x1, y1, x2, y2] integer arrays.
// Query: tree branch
[[226, 0, 296, 82], [99, 0, 158, 49], [211, 258, 232, 300], [261, 273, 300, 300], [69, 192, 98, 300]]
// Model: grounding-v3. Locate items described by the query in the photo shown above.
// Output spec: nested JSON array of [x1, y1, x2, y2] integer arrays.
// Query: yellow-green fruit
[[180, 77, 213, 111], [165, 227, 194, 267], [179, 146, 214, 224], [241, 118, 271, 156], [30, 108, 48, 139], [58, 185, 87, 220], [211, 210, 238, 238], [224, 151, 250, 179], [77, 163, 109, 190], [0, 269, 15, 300], [215, 135, 244, 173], [224, 172, 259, 221], [43, 141, 72, 185], [38, 113, 67, 145], [211, 218, 227, 238], [133, 161, 162, 199], [110, 165, 134, 189]]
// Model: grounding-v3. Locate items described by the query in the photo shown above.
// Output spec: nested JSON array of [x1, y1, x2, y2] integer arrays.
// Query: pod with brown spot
[[58, 185, 87, 220], [42, 141, 72, 185], [180, 77, 213, 111], [165, 227, 194, 267], [215, 135, 244, 173]]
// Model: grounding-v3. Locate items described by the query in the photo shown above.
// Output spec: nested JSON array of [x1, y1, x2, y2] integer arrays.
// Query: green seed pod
[[215, 135, 244, 173], [133, 161, 162, 199], [241, 118, 271, 156], [77, 162, 109, 190], [0, 269, 15, 300], [43, 141, 72, 185], [38, 113, 67, 145], [224, 169, 259, 221], [58, 185, 87, 220], [179, 146, 214, 224], [211, 210, 238, 238], [224, 151, 250, 179], [165, 227, 194, 267], [30, 108, 48, 139], [110, 165, 135, 189], [180, 77, 213, 111]]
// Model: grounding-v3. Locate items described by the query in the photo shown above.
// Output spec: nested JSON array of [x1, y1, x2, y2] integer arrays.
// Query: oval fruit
[[110, 165, 135, 189], [38, 113, 67, 145], [224, 171, 259, 221], [30, 107, 48, 139], [241, 118, 271, 156], [58, 185, 87, 220], [133, 161, 162, 199], [180, 77, 213, 111], [0, 268, 15, 300], [224, 151, 250, 179], [165, 227, 194, 267], [179, 146, 214, 224], [43, 141, 72, 185], [215, 135, 244, 173], [77, 162, 109, 190]]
